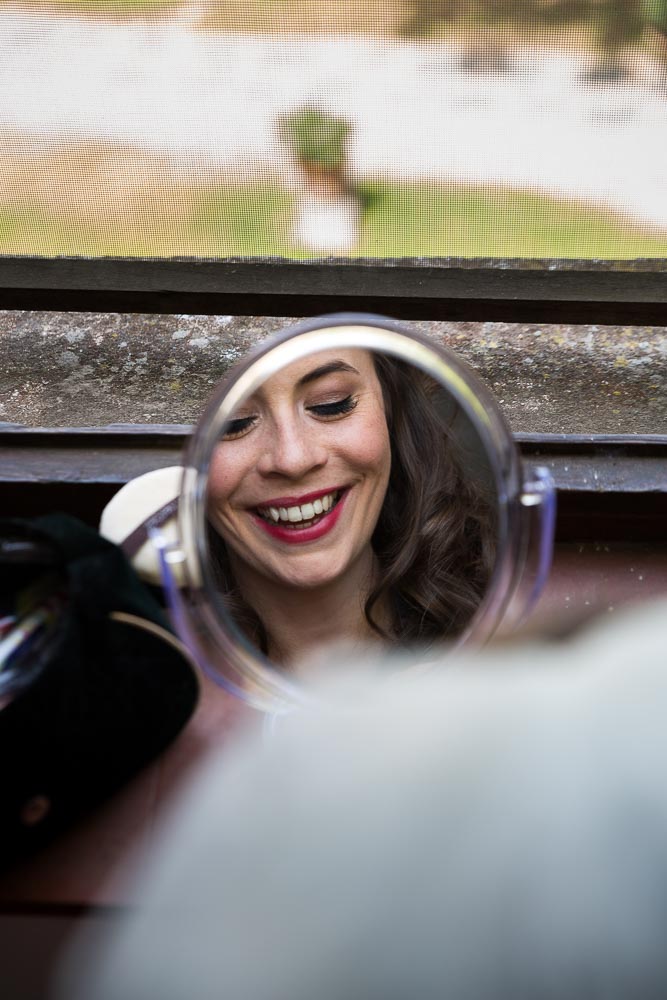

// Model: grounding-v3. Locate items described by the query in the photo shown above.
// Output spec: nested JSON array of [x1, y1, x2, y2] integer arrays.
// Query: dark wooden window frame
[[1, 256, 667, 324], [1, 256, 665, 539]]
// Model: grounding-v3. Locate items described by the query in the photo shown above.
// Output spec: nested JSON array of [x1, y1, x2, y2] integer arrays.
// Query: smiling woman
[[206, 347, 496, 667]]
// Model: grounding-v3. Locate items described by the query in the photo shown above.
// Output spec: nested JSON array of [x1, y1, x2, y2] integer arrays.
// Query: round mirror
[[154, 315, 555, 712]]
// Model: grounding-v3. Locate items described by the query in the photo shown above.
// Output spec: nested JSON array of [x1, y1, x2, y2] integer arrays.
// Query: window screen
[[2, 1, 667, 259]]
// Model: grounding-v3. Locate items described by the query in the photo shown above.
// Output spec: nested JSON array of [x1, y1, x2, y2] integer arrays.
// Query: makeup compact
[[145, 314, 556, 713]]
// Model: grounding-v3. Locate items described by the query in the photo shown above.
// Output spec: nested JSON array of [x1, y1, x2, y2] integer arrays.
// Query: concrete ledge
[[0, 311, 664, 433]]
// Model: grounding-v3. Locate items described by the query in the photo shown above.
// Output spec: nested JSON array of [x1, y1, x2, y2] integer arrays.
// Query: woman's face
[[208, 349, 391, 591]]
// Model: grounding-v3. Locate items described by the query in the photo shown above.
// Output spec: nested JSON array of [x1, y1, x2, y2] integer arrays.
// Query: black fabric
[[0, 515, 199, 862]]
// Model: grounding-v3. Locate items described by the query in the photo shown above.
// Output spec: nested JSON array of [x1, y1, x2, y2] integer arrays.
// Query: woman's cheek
[[340, 407, 391, 474], [208, 444, 243, 505]]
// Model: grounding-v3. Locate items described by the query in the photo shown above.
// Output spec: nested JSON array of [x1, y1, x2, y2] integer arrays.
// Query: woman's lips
[[250, 488, 349, 545]]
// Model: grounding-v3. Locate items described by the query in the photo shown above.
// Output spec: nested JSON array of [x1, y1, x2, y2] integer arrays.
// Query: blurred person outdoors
[[57, 596, 667, 1000]]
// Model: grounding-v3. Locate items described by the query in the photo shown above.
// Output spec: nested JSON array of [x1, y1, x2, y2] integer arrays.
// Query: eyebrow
[[297, 360, 360, 386]]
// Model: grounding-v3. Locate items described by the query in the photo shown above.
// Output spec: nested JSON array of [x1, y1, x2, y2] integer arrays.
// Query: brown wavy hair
[[367, 355, 496, 643], [208, 354, 496, 653]]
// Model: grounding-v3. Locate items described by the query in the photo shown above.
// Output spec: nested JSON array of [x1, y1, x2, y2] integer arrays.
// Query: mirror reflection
[[205, 346, 497, 668]]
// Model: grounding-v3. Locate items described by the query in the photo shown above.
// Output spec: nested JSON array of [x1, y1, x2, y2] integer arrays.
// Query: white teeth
[[257, 491, 340, 524]]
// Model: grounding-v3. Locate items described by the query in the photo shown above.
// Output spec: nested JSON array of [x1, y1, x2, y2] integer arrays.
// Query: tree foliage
[[277, 108, 353, 173], [403, 0, 647, 49], [643, 0, 667, 33]]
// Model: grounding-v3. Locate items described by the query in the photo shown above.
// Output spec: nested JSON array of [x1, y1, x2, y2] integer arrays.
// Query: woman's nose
[[256, 419, 327, 479]]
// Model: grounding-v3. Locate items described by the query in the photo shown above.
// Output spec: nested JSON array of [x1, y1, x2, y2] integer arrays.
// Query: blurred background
[[2, 0, 667, 258]]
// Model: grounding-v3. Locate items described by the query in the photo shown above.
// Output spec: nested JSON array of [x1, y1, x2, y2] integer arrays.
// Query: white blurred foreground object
[[58, 599, 667, 1000]]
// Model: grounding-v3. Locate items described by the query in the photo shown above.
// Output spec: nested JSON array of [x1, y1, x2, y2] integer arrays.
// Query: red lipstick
[[251, 489, 349, 545]]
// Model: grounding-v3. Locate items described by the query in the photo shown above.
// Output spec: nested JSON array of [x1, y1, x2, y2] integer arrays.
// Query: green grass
[[354, 182, 667, 258], [0, 181, 295, 257], [2, 180, 666, 259], [191, 183, 295, 257]]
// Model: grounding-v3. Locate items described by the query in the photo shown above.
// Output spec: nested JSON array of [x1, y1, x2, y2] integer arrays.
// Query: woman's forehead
[[253, 348, 377, 399]]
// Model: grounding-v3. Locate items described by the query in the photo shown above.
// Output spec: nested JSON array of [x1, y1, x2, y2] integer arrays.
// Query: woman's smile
[[251, 486, 350, 543]]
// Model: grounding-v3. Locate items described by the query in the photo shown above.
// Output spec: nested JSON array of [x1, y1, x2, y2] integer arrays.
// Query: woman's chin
[[267, 553, 354, 592], [273, 568, 346, 591]]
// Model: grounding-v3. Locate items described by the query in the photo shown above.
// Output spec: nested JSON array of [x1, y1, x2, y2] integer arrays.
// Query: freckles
[[208, 446, 241, 503], [336, 431, 382, 469], [207, 450, 227, 500], [345, 405, 391, 472]]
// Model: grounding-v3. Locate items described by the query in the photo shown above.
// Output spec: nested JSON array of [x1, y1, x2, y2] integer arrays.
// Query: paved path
[[2, 10, 667, 225]]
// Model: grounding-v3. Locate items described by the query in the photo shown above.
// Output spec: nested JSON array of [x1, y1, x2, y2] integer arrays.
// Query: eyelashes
[[309, 395, 358, 418], [222, 395, 358, 440], [223, 415, 257, 440]]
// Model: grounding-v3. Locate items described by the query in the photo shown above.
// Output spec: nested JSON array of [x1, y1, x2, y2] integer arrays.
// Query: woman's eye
[[222, 415, 257, 440], [308, 395, 358, 419]]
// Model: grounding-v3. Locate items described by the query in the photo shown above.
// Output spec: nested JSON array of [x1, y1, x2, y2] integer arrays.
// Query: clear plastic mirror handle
[[150, 527, 303, 713], [510, 465, 557, 627], [149, 529, 247, 702]]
